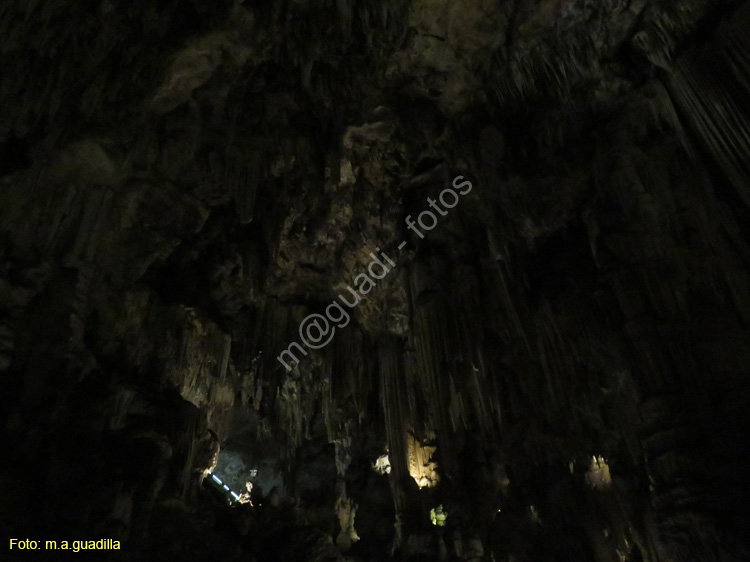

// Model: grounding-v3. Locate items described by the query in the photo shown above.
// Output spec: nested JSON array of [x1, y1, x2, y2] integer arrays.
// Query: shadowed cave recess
[[1, 0, 750, 561]]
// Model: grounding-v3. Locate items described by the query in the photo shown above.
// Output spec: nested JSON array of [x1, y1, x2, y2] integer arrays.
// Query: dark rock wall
[[1, 0, 749, 561]]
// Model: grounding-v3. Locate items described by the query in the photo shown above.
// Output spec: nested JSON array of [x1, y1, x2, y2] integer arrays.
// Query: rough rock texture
[[1, 0, 750, 561]]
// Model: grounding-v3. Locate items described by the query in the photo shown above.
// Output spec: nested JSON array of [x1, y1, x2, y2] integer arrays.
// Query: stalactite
[[43, 183, 80, 255], [330, 328, 375, 424], [253, 296, 295, 387], [217, 334, 232, 380], [720, 5, 750, 88], [410, 298, 455, 475], [379, 336, 409, 515], [226, 148, 261, 224], [337, 0, 352, 41], [64, 187, 114, 266], [67, 262, 96, 354], [665, 18, 750, 207], [2, 0, 749, 559]]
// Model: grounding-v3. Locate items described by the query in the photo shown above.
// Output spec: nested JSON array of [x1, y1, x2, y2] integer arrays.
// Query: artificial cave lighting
[[406, 432, 439, 488], [430, 505, 447, 526], [373, 453, 391, 475], [206, 471, 248, 504], [372, 434, 439, 488], [585, 455, 611, 489]]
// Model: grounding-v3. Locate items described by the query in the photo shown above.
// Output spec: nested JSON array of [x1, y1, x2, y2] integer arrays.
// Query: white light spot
[[373, 453, 391, 475]]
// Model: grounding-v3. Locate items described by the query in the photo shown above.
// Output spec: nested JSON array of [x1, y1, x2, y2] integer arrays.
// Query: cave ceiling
[[1, 0, 750, 561]]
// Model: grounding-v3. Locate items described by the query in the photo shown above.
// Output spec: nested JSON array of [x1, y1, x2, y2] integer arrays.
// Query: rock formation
[[1, 0, 750, 560]]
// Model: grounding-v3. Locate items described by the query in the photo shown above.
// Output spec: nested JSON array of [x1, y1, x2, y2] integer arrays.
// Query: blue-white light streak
[[207, 471, 242, 503]]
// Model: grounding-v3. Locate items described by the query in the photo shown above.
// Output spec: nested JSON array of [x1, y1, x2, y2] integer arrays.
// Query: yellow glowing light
[[585, 455, 611, 489], [406, 432, 439, 488], [430, 505, 447, 526]]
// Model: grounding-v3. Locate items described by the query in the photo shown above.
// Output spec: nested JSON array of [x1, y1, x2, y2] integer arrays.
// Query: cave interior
[[1, 0, 750, 561]]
